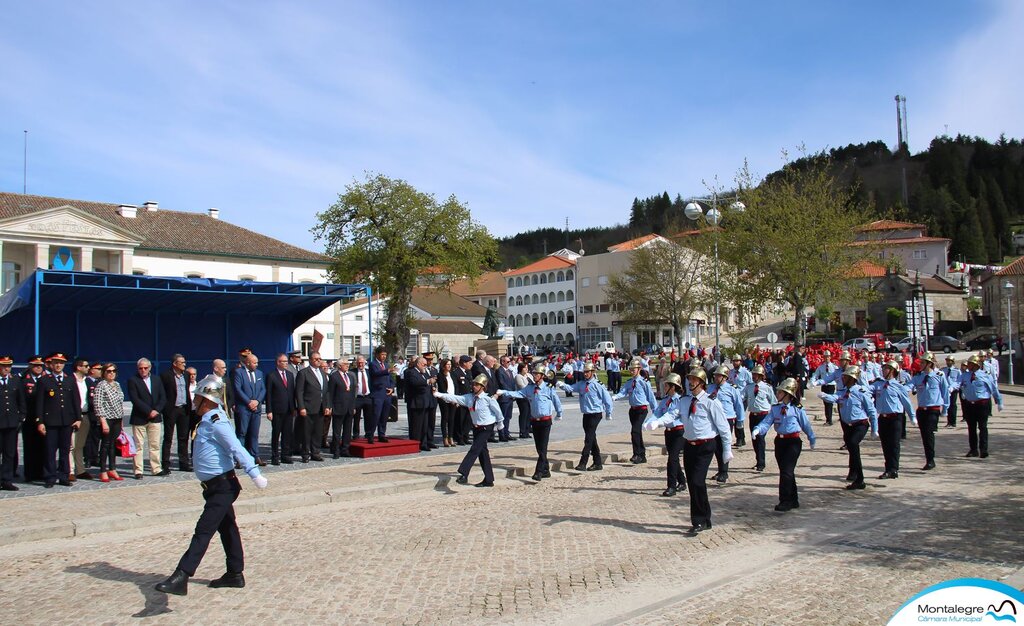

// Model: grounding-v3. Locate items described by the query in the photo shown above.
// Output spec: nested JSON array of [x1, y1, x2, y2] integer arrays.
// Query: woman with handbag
[[94, 363, 126, 482]]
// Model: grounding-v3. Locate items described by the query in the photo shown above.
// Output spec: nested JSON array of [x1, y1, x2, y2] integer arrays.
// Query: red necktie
[[343, 373, 349, 390], [689, 399, 697, 415], [281, 371, 287, 387], [754, 384, 759, 395], [584, 383, 589, 394], [361, 371, 368, 394]]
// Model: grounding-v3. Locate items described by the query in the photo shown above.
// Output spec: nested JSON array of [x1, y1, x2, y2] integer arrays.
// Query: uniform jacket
[[0, 374, 27, 429], [36, 373, 84, 427]]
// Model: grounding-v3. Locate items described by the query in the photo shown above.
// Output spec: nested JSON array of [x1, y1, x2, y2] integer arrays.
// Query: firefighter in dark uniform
[[34, 352, 82, 488], [0, 355, 27, 490], [20, 355, 47, 482]]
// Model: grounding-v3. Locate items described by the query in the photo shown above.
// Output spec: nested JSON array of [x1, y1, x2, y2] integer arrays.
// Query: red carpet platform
[[349, 437, 422, 458]]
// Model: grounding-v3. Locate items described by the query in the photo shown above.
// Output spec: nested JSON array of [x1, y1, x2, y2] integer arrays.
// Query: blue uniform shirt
[[192, 407, 260, 482], [820, 384, 878, 433], [959, 370, 1003, 408], [751, 401, 816, 446], [558, 377, 613, 417], [435, 392, 503, 426], [911, 370, 949, 413], [727, 366, 753, 391], [645, 393, 685, 429], [942, 366, 961, 392], [613, 375, 657, 408], [502, 382, 563, 419], [708, 382, 745, 424], [606, 357, 620, 372], [871, 378, 915, 417], [679, 390, 733, 449], [743, 381, 775, 415], [810, 362, 839, 387]]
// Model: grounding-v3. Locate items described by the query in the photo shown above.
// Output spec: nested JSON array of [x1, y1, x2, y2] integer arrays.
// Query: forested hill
[[493, 135, 1024, 270]]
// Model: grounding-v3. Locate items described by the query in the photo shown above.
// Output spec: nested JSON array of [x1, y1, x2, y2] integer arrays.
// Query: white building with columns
[[0, 191, 347, 358], [505, 248, 579, 350]]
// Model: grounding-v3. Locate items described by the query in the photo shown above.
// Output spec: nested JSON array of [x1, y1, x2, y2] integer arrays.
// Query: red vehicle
[[861, 332, 889, 351]]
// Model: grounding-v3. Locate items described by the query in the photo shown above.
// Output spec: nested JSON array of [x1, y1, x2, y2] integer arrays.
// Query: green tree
[[313, 173, 497, 356], [954, 200, 988, 263], [718, 158, 877, 345]]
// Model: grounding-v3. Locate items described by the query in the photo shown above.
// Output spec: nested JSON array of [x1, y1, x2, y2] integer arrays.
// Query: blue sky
[[1, 1, 1021, 251]]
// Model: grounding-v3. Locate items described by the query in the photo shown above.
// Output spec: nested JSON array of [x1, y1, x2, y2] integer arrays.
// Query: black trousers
[[532, 419, 551, 475], [774, 437, 802, 507], [608, 371, 622, 393], [714, 422, 735, 473], [580, 413, 603, 466], [628, 407, 648, 459], [878, 415, 901, 473], [98, 419, 123, 473], [498, 400, 514, 439], [916, 407, 939, 463], [425, 406, 437, 445], [821, 383, 836, 424], [439, 402, 455, 440], [298, 411, 324, 456], [748, 413, 768, 469], [946, 390, 959, 426], [454, 407, 471, 444], [21, 420, 46, 482], [354, 396, 373, 439], [843, 420, 868, 483], [270, 411, 294, 460], [963, 399, 991, 454], [85, 418, 101, 466], [682, 439, 715, 527], [408, 407, 426, 445], [177, 474, 244, 576], [0, 426, 18, 483], [457, 424, 494, 482], [329, 409, 352, 453], [900, 413, 908, 439], [43, 425, 73, 483], [664, 428, 686, 489], [162, 405, 191, 470], [516, 398, 532, 437]]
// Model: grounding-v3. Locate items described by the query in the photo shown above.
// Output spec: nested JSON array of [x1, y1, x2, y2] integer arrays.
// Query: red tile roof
[[0, 192, 330, 264], [504, 255, 576, 276], [994, 256, 1024, 276], [606, 233, 666, 252], [849, 236, 950, 246], [451, 271, 507, 297], [856, 220, 926, 232], [845, 260, 888, 278]]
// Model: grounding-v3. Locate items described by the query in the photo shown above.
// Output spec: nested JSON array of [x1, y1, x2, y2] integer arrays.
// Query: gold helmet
[[663, 372, 683, 391], [583, 362, 596, 373], [883, 360, 901, 372], [839, 351, 852, 361], [987, 349, 995, 356], [823, 350, 831, 357], [842, 365, 861, 379], [629, 359, 642, 370], [532, 364, 547, 376], [967, 355, 982, 367], [945, 355, 955, 364], [977, 351, 987, 358], [731, 353, 742, 362], [713, 365, 730, 378], [920, 351, 936, 365], [686, 368, 707, 385], [472, 374, 489, 387], [751, 364, 766, 377], [777, 378, 799, 399]]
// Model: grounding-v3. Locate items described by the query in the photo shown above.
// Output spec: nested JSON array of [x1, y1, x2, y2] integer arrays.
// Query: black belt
[[200, 470, 236, 490]]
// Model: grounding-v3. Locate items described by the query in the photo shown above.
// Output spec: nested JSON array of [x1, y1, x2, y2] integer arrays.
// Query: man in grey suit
[[327, 357, 357, 457], [294, 351, 330, 462]]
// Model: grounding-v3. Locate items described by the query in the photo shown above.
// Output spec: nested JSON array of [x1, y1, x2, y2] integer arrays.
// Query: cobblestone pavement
[[0, 396, 1021, 625]]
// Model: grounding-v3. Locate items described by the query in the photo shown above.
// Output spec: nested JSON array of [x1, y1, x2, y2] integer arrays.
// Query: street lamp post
[[1005, 280, 1014, 385], [684, 193, 745, 353]]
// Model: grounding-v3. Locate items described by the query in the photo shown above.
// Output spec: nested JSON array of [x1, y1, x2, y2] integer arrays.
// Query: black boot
[[209, 571, 246, 588], [155, 568, 189, 595]]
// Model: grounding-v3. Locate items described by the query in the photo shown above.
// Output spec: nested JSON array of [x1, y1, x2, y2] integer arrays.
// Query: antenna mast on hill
[[894, 95, 908, 154]]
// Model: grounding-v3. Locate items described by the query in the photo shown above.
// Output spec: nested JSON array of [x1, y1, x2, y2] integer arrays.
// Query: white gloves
[[555, 414, 562, 421], [252, 475, 268, 489], [642, 419, 658, 431], [723, 451, 734, 464], [870, 431, 878, 439], [605, 413, 612, 421]]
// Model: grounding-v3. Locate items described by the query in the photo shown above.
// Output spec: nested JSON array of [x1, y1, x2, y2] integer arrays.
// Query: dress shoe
[[334, 452, 341, 459], [0, 481, 19, 491], [587, 464, 603, 472], [68, 473, 77, 482], [774, 503, 795, 512], [157, 469, 171, 476], [58, 478, 72, 487], [944, 424, 955, 428], [980, 452, 989, 458], [839, 444, 847, 451], [133, 473, 143, 480], [845, 472, 856, 482], [637, 456, 647, 464], [845, 481, 866, 490], [922, 462, 935, 471], [474, 480, 494, 487], [455, 475, 469, 485], [965, 450, 979, 457], [44, 481, 55, 488], [542, 470, 551, 478], [365, 437, 375, 444], [629, 455, 639, 464], [688, 524, 707, 535], [520, 435, 532, 439], [428, 443, 438, 449], [281, 456, 294, 464], [179, 466, 191, 473], [256, 458, 267, 467], [300, 456, 309, 463], [155, 569, 189, 596], [574, 463, 587, 471], [209, 571, 245, 588], [378, 437, 389, 443], [99, 473, 110, 483], [271, 459, 281, 466], [661, 488, 677, 497], [753, 465, 765, 472], [715, 473, 728, 484], [824, 421, 833, 426], [531, 472, 543, 481], [488, 437, 499, 443], [310, 455, 324, 462], [419, 445, 430, 452], [111, 472, 124, 481], [76, 472, 93, 480]]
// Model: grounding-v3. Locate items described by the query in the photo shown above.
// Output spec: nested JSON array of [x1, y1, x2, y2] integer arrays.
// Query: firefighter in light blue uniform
[[751, 378, 816, 512], [436, 374, 503, 487], [613, 359, 657, 464], [744, 364, 775, 471], [871, 361, 915, 480], [941, 355, 962, 427], [642, 373, 687, 497], [960, 354, 1003, 458], [910, 352, 948, 470], [556, 362, 613, 471], [818, 365, 877, 489], [499, 365, 562, 481], [708, 366, 745, 483]]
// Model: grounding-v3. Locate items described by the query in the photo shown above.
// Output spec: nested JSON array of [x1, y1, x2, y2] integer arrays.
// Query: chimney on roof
[[208, 207, 220, 220], [118, 204, 138, 218], [143, 201, 158, 212]]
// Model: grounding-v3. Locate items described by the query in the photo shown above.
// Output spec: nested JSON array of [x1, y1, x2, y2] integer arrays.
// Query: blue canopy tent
[[0, 270, 371, 373]]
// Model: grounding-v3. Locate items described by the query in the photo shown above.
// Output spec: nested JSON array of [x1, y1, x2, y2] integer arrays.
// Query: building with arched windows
[[504, 249, 578, 350]]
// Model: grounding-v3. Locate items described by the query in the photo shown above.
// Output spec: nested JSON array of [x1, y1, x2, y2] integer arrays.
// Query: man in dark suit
[[0, 355, 27, 490], [160, 353, 192, 472], [128, 357, 167, 478], [294, 351, 330, 462], [403, 357, 432, 451], [423, 352, 439, 449], [234, 352, 267, 465], [495, 355, 518, 442], [452, 355, 473, 445], [471, 350, 489, 379], [351, 355, 374, 443], [327, 356, 357, 457], [20, 355, 47, 482], [265, 353, 296, 465], [368, 346, 395, 442], [35, 352, 82, 488]]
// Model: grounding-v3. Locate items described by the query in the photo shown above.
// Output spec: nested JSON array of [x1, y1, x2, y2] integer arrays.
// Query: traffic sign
[[767, 332, 778, 345]]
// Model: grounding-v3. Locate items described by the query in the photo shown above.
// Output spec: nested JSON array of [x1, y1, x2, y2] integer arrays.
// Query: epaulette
[[211, 414, 220, 423]]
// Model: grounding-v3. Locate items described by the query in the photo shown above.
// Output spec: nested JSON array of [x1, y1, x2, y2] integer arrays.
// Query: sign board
[[766, 332, 778, 345], [905, 299, 935, 336]]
